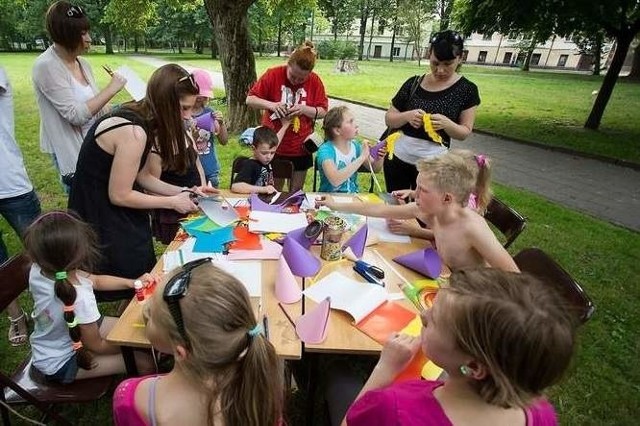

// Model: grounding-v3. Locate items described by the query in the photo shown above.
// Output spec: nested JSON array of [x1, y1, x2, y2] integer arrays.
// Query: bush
[[317, 40, 358, 60]]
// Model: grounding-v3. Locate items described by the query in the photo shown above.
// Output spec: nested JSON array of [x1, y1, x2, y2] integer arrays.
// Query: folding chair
[[0, 254, 113, 426], [230, 156, 294, 192], [514, 248, 595, 324], [484, 197, 527, 249]]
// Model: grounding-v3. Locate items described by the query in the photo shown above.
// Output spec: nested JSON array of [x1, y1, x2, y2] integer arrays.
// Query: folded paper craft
[[342, 224, 368, 259], [295, 297, 330, 344], [287, 225, 318, 249], [369, 140, 387, 159], [250, 190, 306, 213], [195, 112, 214, 133], [275, 257, 302, 303], [199, 197, 239, 227], [282, 235, 321, 277], [393, 248, 442, 279]]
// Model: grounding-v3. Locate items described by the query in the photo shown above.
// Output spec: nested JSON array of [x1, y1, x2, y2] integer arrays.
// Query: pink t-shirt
[[346, 380, 557, 426], [112, 375, 161, 426]]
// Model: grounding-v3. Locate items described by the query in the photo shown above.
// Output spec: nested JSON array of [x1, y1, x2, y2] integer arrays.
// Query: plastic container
[[134, 280, 145, 302]]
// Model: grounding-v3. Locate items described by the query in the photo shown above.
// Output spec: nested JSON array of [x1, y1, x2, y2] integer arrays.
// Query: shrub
[[317, 40, 358, 60]]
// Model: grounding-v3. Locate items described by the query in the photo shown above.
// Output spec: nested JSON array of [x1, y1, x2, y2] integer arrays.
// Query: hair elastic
[[72, 341, 83, 351], [474, 154, 487, 168], [55, 271, 68, 280], [247, 323, 264, 337], [460, 365, 472, 376], [63, 305, 75, 313], [66, 318, 79, 328]]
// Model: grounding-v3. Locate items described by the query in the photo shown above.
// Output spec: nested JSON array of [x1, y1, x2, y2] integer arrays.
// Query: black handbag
[[379, 74, 424, 140]]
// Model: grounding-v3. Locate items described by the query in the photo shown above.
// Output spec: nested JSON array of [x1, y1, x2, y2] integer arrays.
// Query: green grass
[[1, 52, 639, 425]]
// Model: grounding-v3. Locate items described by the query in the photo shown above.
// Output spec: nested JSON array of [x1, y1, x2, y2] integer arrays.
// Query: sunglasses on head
[[66, 5, 84, 18], [178, 73, 198, 91], [430, 31, 463, 44], [163, 257, 212, 346]]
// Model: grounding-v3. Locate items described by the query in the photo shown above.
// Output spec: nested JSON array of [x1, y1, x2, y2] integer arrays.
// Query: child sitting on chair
[[231, 124, 289, 195], [317, 106, 385, 193]]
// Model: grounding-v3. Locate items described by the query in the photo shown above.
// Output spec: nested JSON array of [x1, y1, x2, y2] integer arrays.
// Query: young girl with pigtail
[[25, 211, 153, 383], [113, 260, 283, 426]]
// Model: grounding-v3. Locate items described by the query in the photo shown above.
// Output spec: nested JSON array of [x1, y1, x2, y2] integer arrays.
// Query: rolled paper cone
[[393, 248, 442, 279], [282, 235, 322, 277], [195, 112, 214, 132], [287, 226, 315, 249], [275, 257, 302, 304], [365, 232, 379, 247], [342, 246, 358, 262], [249, 193, 282, 213], [342, 224, 368, 259], [369, 140, 387, 159], [295, 296, 331, 344]]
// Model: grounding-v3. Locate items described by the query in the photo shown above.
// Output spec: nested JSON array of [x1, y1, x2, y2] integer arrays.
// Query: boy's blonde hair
[[322, 105, 350, 140], [416, 149, 492, 211], [149, 263, 282, 426], [442, 268, 578, 408]]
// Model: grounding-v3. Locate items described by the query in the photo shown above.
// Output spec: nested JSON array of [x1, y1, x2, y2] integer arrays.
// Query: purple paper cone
[[295, 297, 330, 344], [276, 257, 302, 303], [393, 248, 442, 279], [342, 224, 368, 259], [195, 112, 214, 132], [369, 140, 387, 159], [288, 226, 315, 249], [249, 193, 282, 213], [282, 235, 321, 277]]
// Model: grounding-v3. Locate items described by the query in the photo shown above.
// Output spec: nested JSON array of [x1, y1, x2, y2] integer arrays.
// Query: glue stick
[[134, 280, 145, 302]]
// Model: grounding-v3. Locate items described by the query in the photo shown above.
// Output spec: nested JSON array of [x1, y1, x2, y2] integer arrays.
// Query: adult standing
[[383, 30, 480, 192], [69, 64, 211, 300], [0, 66, 42, 346], [247, 41, 329, 191], [32, 1, 126, 187]]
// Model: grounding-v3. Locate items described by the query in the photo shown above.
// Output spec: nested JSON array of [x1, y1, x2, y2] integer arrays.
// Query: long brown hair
[[442, 268, 578, 408], [149, 263, 282, 425], [288, 41, 317, 71], [24, 211, 100, 370], [123, 64, 199, 174]]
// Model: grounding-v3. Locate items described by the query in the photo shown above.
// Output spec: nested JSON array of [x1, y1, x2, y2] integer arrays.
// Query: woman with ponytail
[[113, 260, 283, 426], [25, 211, 153, 383]]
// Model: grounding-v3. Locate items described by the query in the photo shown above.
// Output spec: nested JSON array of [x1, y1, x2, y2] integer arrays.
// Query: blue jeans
[[0, 190, 41, 263]]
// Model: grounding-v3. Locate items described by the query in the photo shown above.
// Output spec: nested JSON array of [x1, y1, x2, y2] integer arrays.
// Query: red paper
[[229, 226, 262, 250], [355, 301, 416, 344]]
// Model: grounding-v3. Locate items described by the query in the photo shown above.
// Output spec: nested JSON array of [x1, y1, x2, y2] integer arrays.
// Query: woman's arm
[[431, 106, 477, 141], [385, 105, 424, 130], [246, 95, 279, 112], [316, 196, 420, 219], [84, 73, 126, 117]]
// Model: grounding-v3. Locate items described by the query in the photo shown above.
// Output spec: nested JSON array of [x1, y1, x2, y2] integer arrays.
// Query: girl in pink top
[[112, 260, 283, 425], [346, 268, 579, 426]]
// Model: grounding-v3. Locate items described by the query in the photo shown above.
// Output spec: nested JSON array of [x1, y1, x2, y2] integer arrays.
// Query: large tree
[[318, 0, 360, 40], [397, 0, 436, 66], [204, 0, 259, 131], [456, 0, 640, 130]]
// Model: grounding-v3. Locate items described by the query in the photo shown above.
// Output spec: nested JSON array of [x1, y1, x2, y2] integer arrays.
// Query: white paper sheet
[[304, 271, 388, 323], [212, 260, 262, 297], [162, 238, 225, 272], [248, 211, 308, 234], [367, 217, 411, 243], [115, 65, 147, 101]]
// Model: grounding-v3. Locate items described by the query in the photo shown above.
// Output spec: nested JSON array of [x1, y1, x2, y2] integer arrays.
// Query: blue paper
[[192, 226, 236, 253]]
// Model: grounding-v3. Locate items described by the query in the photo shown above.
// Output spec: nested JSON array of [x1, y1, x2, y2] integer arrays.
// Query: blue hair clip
[[247, 323, 264, 337]]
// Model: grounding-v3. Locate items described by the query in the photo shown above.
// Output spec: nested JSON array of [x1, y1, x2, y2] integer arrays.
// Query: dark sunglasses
[[163, 257, 212, 345], [67, 5, 84, 18], [178, 73, 198, 91], [430, 31, 463, 45]]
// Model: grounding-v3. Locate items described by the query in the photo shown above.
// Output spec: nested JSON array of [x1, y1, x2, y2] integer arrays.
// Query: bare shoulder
[[96, 117, 147, 145]]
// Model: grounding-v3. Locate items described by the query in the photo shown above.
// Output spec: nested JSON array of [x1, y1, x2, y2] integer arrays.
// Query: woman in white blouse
[[32, 1, 126, 188]]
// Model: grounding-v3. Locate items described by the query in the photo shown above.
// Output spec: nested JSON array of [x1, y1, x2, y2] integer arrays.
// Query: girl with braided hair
[[24, 211, 153, 383]]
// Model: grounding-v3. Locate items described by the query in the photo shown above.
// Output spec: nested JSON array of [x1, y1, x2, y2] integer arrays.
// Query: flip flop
[[8, 311, 28, 347]]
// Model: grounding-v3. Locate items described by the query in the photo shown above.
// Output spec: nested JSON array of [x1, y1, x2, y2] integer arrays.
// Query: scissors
[[353, 260, 385, 287]]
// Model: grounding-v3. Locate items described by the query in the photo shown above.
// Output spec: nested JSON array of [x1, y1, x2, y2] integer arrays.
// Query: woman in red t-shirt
[[247, 41, 329, 191]]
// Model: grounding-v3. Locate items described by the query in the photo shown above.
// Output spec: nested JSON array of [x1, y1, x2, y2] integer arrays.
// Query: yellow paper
[[423, 114, 443, 144], [292, 116, 301, 133], [385, 131, 402, 159], [400, 315, 422, 337], [356, 193, 384, 204], [421, 360, 444, 380], [413, 278, 440, 291]]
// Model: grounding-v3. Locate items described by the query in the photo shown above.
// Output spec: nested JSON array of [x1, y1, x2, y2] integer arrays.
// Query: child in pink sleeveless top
[[346, 268, 578, 426], [112, 260, 283, 425]]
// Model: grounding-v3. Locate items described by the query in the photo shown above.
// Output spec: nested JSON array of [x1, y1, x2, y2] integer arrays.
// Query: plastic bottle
[[134, 280, 145, 302]]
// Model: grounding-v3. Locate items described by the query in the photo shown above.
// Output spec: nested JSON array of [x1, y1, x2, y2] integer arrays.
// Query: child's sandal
[[8, 311, 28, 347]]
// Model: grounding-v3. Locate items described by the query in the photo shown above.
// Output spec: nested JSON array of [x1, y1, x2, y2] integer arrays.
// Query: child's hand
[[135, 273, 160, 288], [263, 185, 277, 195], [386, 218, 415, 236], [378, 333, 421, 376], [391, 189, 414, 202], [213, 111, 224, 122], [359, 142, 371, 162], [376, 144, 387, 159], [280, 115, 292, 127], [315, 195, 336, 210]]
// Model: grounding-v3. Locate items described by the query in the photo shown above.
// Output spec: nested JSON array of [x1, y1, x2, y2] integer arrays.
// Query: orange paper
[[355, 301, 416, 344], [229, 226, 262, 250]]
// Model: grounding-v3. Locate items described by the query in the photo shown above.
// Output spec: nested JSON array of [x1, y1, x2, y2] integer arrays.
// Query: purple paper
[[288, 226, 316, 249], [393, 248, 442, 279], [249, 190, 306, 213], [195, 112, 214, 132], [369, 140, 387, 159], [342, 224, 368, 259], [282, 235, 321, 277]]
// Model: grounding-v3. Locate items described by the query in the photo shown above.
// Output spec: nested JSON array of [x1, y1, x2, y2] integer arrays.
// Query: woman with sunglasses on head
[[113, 260, 283, 426], [247, 41, 329, 192], [69, 64, 215, 301], [32, 1, 127, 191], [383, 30, 480, 193]]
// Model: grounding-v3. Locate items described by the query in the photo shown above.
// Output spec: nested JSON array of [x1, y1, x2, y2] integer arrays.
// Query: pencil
[[277, 302, 296, 328]]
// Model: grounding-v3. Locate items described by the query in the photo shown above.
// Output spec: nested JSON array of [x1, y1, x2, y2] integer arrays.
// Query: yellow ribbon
[[423, 114, 443, 144], [385, 131, 402, 159]]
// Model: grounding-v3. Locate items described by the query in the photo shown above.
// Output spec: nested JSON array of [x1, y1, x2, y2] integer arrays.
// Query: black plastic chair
[[230, 155, 294, 192], [484, 197, 527, 249], [0, 254, 114, 426], [514, 248, 595, 324]]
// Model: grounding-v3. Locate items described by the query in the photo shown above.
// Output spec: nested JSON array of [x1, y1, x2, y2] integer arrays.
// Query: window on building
[[507, 31, 518, 41], [477, 51, 488, 63], [503, 52, 513, 64], [392, 47, 401, 57], [378, 19, 386, 36], [482, 33, 492, 41], [531, 53, 541, 66], [558, 54, 568, 67]]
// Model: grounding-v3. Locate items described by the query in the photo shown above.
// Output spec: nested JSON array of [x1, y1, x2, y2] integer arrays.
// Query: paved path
[[129, 55, 640, 232]]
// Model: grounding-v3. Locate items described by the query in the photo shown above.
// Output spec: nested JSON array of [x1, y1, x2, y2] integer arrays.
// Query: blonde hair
[[442, 268, 578, 408], [416, 150, 492, 211], [150, 263, 282, 426], [322, 105, 350, 140], [288, 41, 317, 71]]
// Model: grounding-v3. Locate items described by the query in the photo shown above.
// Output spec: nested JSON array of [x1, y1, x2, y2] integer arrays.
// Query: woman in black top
[[69, 64, 215, 300], [383, 30, 481, 192]]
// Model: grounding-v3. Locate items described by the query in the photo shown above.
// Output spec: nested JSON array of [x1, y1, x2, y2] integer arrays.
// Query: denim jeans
[[0, 190, 41, 263]]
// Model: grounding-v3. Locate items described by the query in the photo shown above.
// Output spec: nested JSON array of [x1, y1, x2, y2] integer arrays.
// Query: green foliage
[[103, 0, 157, 36], [317, 0, 360, 37], [316, 39, 358, 59]]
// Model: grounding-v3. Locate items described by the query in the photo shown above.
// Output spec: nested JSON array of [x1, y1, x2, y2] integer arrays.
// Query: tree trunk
[[585, 32, 635, 129], [204, 0, 259, 132], [592, 33, 603, 76], [134, 34, 139, 53], [210, 36, 218, 59], [178, 39, 183, 54], [357, 0, 368, 61], [627, 41, 640, 80], [439, 0, 453, 31], [104, 25, 114, 54], [520, 37, 537, 71], [277, 16, 282, 57], [390, 19, 397, 62], [195, 38, 203, 54], [366, 9, 376, 60]]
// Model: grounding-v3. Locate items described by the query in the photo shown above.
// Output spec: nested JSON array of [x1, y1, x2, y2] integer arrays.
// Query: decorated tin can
[[320, 216, 347, 261]]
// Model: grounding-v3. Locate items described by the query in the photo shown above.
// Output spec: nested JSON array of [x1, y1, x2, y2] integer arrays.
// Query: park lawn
[[1, 52, 639, 425], [158, 53, 640, 164]]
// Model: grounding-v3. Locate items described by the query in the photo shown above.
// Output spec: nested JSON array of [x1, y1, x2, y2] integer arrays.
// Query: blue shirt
[[316, 140, 362, 193]]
